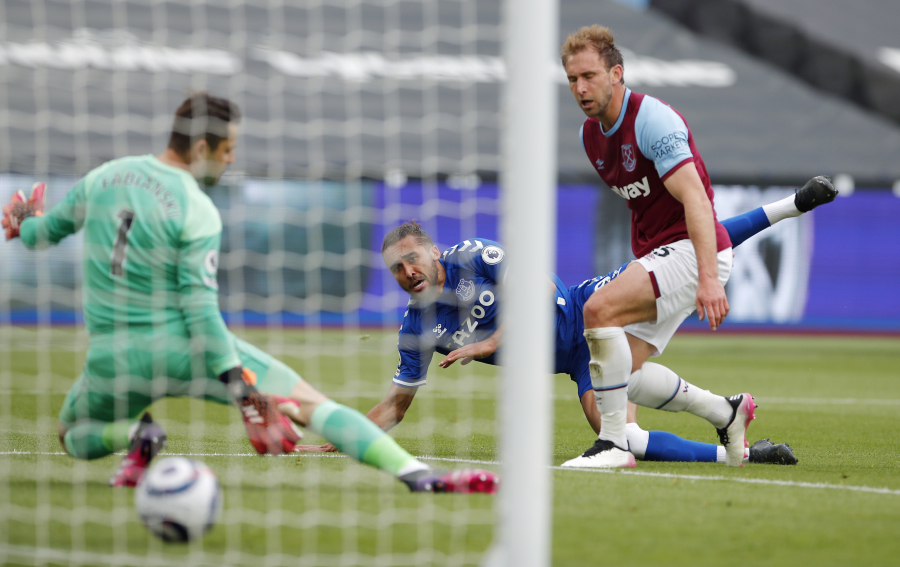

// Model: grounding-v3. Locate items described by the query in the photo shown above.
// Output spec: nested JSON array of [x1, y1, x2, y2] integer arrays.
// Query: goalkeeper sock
[[63, 419, 135, 460], [309, 400, 427, 477]]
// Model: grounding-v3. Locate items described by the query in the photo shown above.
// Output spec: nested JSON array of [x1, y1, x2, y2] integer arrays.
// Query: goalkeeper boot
[[749, 438, 798, 465], [109, 413, 167, 487], [716, 393, 756, 467], [794, 175, 837, 212], [399, 468, 500, 494], [560, 438, 636, 469]]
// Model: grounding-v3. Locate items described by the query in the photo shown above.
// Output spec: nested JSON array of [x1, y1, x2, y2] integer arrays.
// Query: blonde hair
[[560, 25, 624, 79]]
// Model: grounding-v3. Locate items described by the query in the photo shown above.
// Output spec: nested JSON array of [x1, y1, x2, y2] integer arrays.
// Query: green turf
[[2, 328, 899, 566]]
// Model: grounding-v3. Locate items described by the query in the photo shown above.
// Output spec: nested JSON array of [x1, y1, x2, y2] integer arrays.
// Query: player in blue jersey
[[299, 186, 833, 465]]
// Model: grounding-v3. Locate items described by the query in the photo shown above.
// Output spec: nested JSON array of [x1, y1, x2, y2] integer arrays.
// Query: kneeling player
[[2, 93, 498, 494]]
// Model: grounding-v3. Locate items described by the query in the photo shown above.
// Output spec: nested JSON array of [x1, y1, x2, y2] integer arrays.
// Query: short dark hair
[[382, 221, 434, 253], [167, 92, 241, 158]]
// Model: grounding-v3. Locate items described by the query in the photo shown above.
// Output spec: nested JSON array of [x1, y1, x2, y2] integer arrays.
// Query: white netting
[[0, 1, 520, 565]]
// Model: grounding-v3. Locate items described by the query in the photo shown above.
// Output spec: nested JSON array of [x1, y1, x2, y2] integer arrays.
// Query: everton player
[[300, 179, 833, 465], [558, 25, 835, 468]]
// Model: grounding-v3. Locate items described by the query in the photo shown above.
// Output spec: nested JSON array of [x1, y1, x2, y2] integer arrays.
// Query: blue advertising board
[[1, 175, 896, 333]]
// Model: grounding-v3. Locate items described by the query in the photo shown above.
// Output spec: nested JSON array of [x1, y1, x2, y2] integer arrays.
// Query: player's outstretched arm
[[366, 383, 419, 431], [2, 183, 45, 240], [5, 181, 90, 248], [294, 383, 419, 453], [438, 326, 503, 368]]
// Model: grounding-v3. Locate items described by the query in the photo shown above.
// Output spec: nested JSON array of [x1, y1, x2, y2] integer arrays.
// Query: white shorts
[[624, 239, 733, 356]]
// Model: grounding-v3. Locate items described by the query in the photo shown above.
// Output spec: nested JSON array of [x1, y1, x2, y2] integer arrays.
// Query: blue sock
[[643, 430, 719, 463], [721, 207, 770, 248]]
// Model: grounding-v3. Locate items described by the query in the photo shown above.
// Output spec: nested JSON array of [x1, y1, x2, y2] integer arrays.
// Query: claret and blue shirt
[[393, 88, 761, 399]]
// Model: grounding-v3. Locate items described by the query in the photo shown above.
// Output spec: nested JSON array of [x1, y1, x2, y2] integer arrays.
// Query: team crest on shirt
[[621, 144, 637, 172], [455, 278, 476, 301]]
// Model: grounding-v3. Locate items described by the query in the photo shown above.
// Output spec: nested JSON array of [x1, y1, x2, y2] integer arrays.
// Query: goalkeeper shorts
[[59, 333, 302, 427]]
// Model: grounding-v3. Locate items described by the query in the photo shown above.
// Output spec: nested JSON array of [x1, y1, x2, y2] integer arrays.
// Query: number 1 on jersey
[[111, 209, 135, 277]]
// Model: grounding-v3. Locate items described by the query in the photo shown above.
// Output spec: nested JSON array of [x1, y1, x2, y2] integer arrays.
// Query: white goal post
[[494, 0, 559, 565]]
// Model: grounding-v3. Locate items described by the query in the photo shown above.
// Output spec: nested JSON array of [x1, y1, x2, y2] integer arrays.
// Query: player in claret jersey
[[559, 25, 835, 468], [300, 198, 835, 466], [2, 93, 498, 494]]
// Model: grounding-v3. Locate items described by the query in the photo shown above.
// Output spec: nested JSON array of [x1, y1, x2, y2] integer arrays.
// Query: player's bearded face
[[193, 123, 238, 186], [384, 237, 444, 303], [566, 50, 619, 119]]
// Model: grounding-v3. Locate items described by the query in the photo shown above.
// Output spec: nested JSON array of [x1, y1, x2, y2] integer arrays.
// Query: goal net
[[0, 1, 556, 566]]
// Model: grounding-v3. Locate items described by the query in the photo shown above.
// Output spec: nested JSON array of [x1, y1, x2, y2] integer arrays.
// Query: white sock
[[625, 423, 649, 460], [584, 327, 632, 449], [627, 362, 680, 409], [716, 446, 750, 463], [762, 195, 801, 224], [628, 362, 734, 429], [397, 461, 430, 476], [127, 420, 141, 442]]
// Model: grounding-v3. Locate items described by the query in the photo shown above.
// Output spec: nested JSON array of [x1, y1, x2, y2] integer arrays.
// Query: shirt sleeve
[[177, 199, 241, 378], [455, 240, 506, 284], [392, 309, 433, 388], [634, 96, 693, 179], [19, 179, 88, 250]]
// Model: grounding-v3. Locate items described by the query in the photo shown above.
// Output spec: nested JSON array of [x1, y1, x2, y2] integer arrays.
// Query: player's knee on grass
[[62, 421, 119, 460]]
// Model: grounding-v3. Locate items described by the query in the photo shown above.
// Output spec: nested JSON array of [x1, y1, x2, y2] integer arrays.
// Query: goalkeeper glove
[[219, 367, 302, 455], [2, 182, 46, 240]]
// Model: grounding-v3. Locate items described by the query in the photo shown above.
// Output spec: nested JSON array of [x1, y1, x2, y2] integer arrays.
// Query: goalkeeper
[[2, 93, 497, 494]]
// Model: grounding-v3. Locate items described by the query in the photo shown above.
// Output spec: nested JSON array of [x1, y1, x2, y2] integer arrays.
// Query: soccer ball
[[134, 456, 223, 543]]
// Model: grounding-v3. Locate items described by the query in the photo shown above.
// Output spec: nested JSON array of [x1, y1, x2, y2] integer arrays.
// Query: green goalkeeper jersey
[[19, 154, 240, 377]]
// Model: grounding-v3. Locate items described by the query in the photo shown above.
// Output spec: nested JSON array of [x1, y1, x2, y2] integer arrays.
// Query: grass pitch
[[2, 328, 899, 566]]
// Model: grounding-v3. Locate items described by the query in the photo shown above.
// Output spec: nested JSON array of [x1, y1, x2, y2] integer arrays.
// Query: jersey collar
[[600, 87, 631, 137]]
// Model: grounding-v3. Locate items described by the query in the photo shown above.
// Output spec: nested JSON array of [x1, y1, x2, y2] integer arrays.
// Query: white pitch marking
[[3, 450, 899, 496], [753, 397, 900, 406], [550, 467, 900, 496], [0, 544, 224, 567], [3, 391, 900, 406]]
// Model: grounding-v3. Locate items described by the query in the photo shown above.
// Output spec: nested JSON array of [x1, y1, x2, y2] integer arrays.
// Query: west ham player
[[2, 93, 498, 494], [557, 25, 835, 468], [300, 183, 834, 465]]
